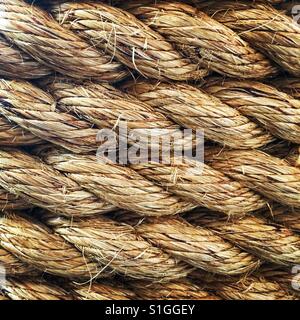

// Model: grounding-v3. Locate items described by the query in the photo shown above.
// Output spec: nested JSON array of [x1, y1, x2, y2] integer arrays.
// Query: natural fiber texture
[[1, 277, 72, 300], [186, 209, 300, 266], [286, 146, 300, 167], [190, 270, 294, 300], [119, 0, 278, 79], [0, 188, 33, 211], [0, 0, 128, 81], [0, 149, 116, 217], [272, 77, 300, 99], [45, 214, 194, 281], [202, 78, 300, 144], [41, 76, 195, 152], [0, 35, 51, 79], [0, 212, 110, 279], [205, 148, 300, 208], [70, 281, 136, 300], [262, 205, 300, 233], [0, 79, 105, 154], [121, 79, 274, 149], [129, 156, 266, 215], [196, 0, 300, 76], [0, 246, 38, 276], [0, 117, 42, 147], [129, 279, 220, 300], [41, 147, 195, 216], [50, 1, 206, 81], [132, 216, 260, 275]]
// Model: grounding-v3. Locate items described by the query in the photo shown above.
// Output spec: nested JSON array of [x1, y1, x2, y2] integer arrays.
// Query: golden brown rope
[[205, 147, 300, 208], [186, 209, 300, 266], [202, 78, 300, 144], [0, 0, 128, 81], [70, 281, 136, 300], [50, 1, 207, 81], [118, 0, 278, 79], [121, 79, 275, 149], [0, 246, 38, 276], [195, 0, 300, 76], [0, 212, 109, 279], [129, 279, 220, 300], [190, 270, 295, 300], [40, 147, 195, 216], [125, 216, 260, 275], [1, 277, 72, 300], [0, 148, 116, 217], [0, 35, 51, 80], [0, 79, 106, 154], [43, 146, 267, 216], [44, 214, 194, 281]]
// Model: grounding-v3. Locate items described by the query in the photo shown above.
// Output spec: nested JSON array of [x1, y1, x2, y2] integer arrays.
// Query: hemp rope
[[0, 35, 51, 80], [50, 1, 207, 81], [205, 148, 300, 208], [128, 279, 220, 300], [121, 79, 275, 149], [185, 209, 300, 266], [0, 277, 72, 300], [42, 147, 266, 216], [0, 0, 128, 82], [190, 270, 295, 300], [0, 149, 116, 217], [194, 0, 300, 76], [201, 78, 300, 145], [116, 0, 278, 79]]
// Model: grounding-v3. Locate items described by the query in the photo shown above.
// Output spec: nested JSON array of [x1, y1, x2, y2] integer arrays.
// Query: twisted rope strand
[[195, 0, 300, 76], [186, 209, 300, 266], [50, 1, 207, 81], [0, 212, 109, 278], [1, 277, 72, 300], [0, 35, 51, 80], [0, 0, 128, 81], [202, 78, 300, 144], [0, 149, 116, 216], [205, 148, 300, 208], [118, 0, 278, 79], [121, 79, 275, 149]]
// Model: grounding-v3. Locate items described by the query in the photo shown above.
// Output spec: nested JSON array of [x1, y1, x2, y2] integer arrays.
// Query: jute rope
[[121, 79, 275, 149], [42, 147, 266, 216], [195, 0, 300, 76], [128, 279, 220, 300], [50, 1, 207, 81], [117, 0, 278, 79], [0, 35, 51, 80], [205, 148, 300, 208], [0, 0, 128, 81], [190, 270, 295, 300], [185, 209, 300, 266], [0, 277, 72, 300], [201, 78, 300, 144], [0, 149, 116, 217]]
